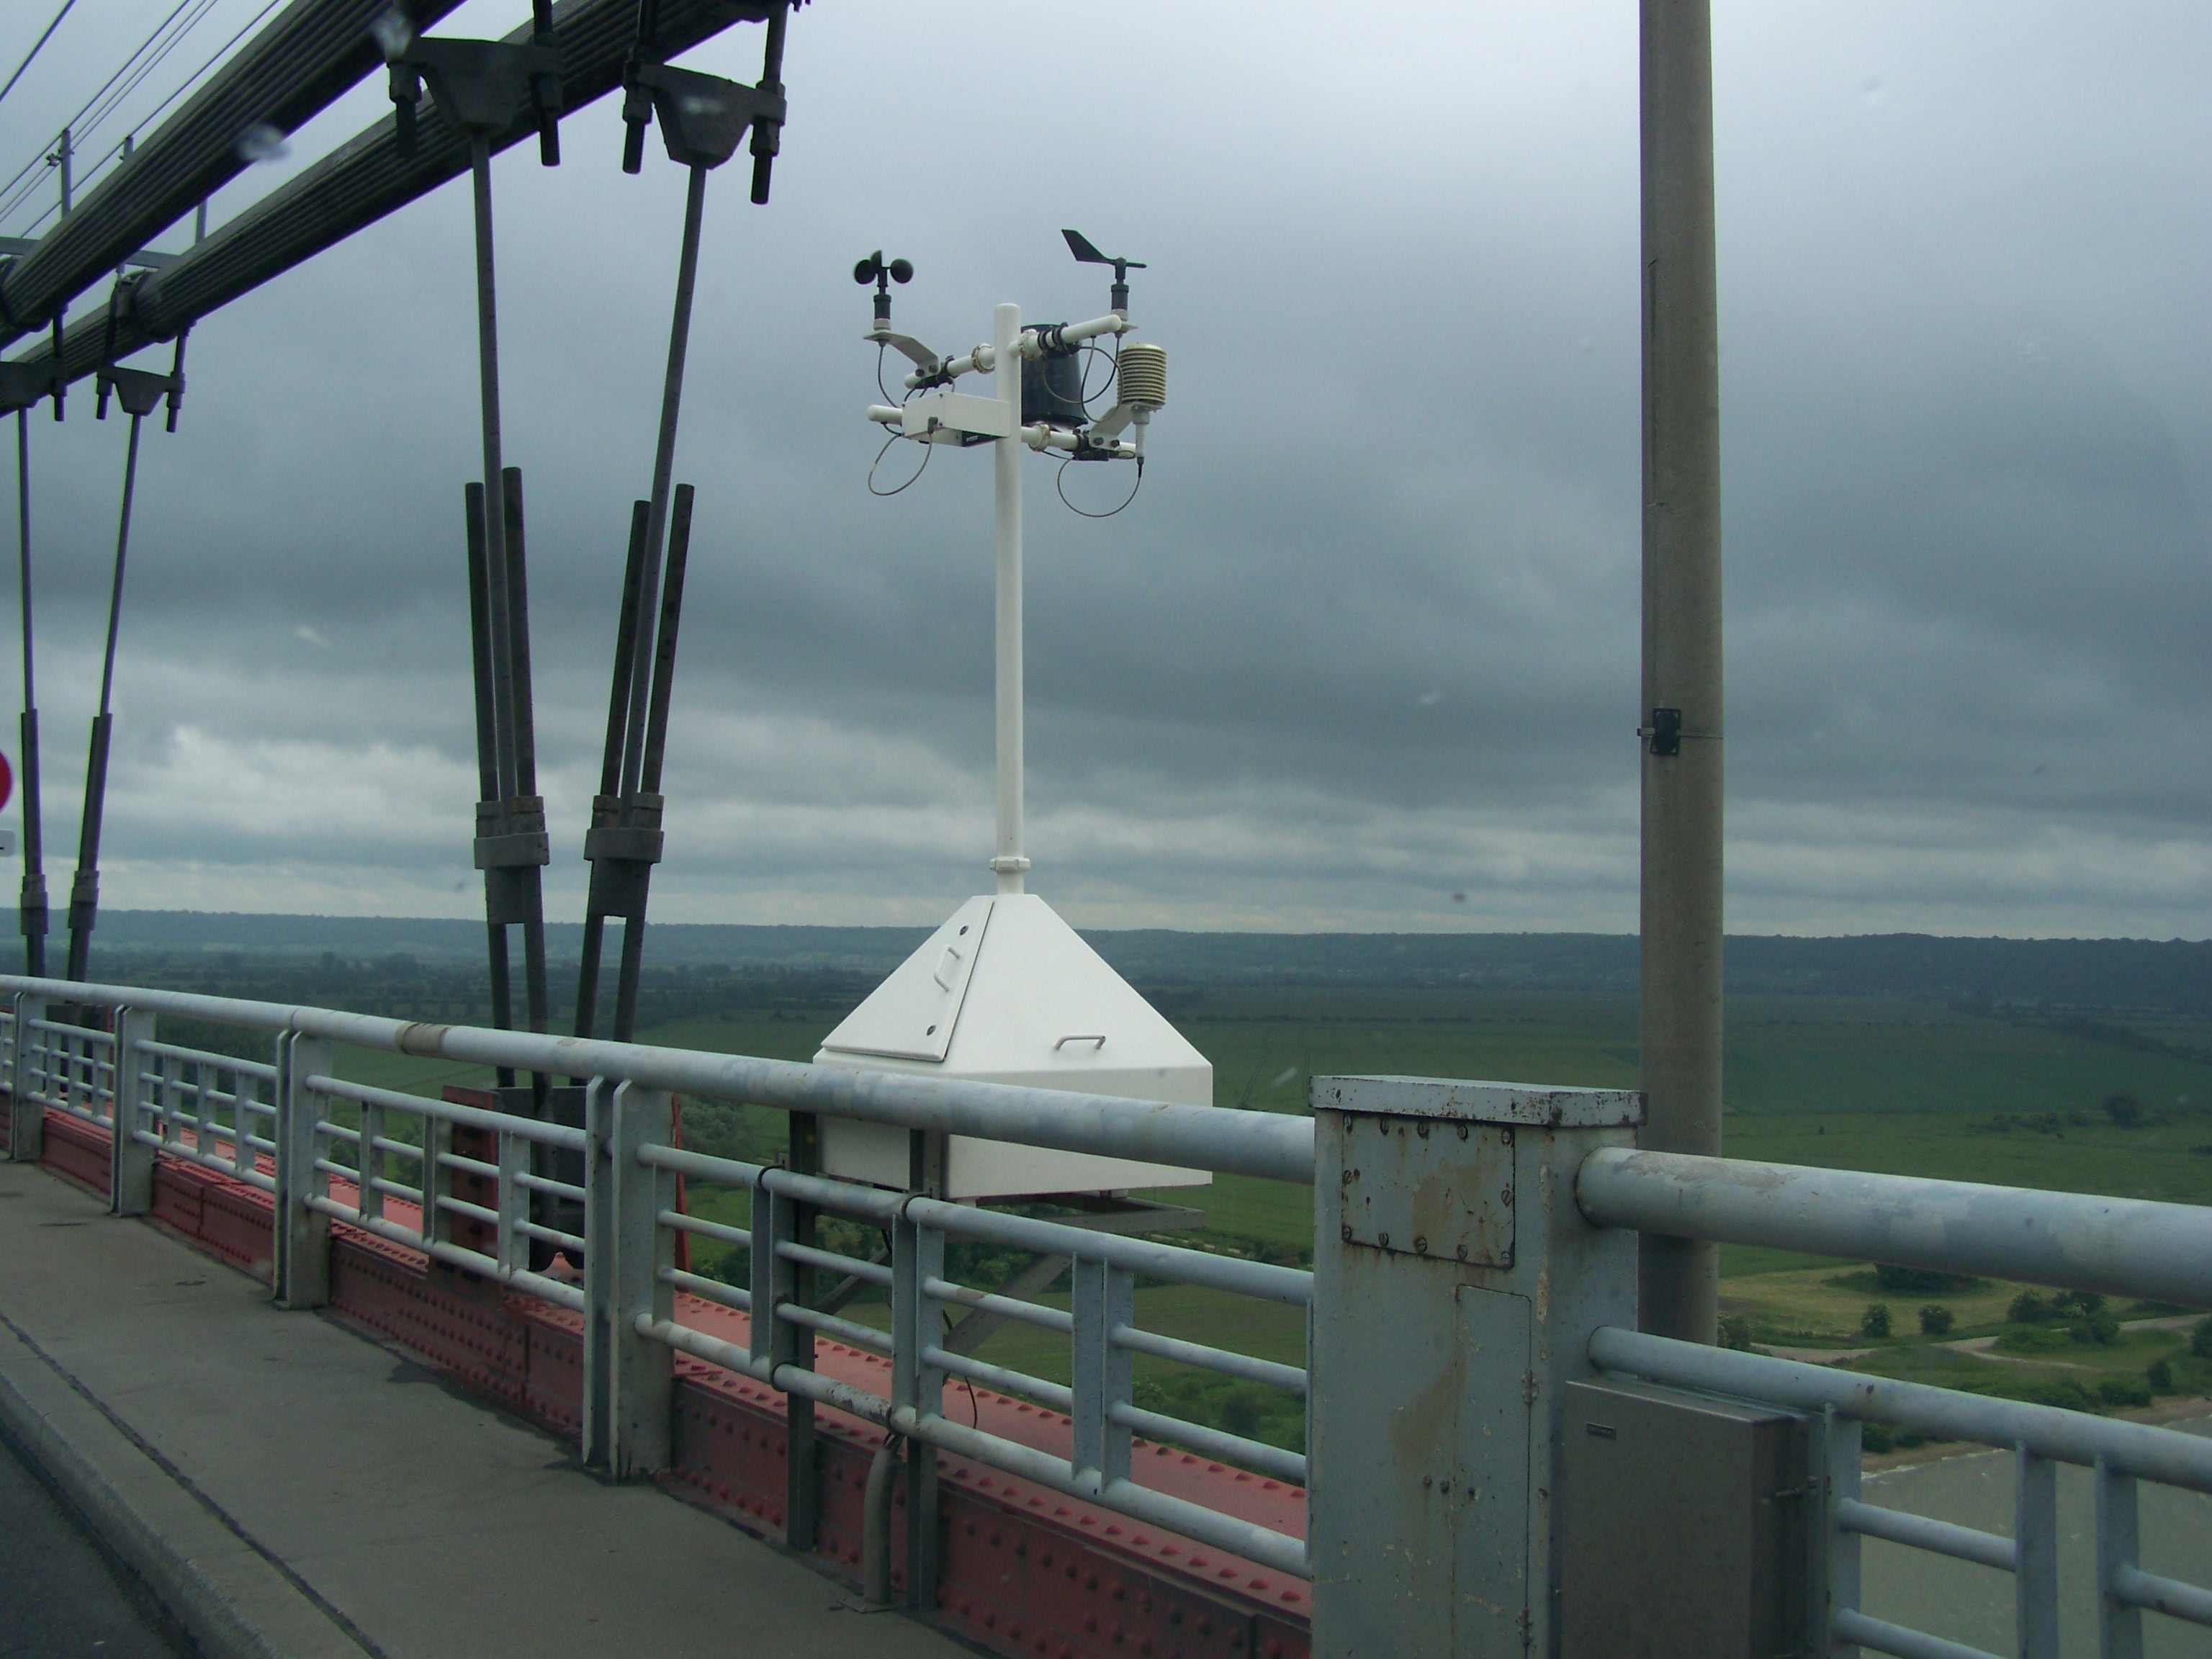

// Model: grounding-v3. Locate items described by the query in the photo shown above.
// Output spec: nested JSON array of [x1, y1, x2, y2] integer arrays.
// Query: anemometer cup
[[855, 252, 913, 327]]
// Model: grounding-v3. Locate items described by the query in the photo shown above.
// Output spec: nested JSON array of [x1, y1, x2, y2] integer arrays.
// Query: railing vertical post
[[891, 1197, 945, 1609], [274, 1033, 332, 1310], [1070, 1254, 1134, 1495], [494, 1121, 523, 1276], [2015, 1447, 2058, 1659], [608, 1081, 673, 1475], [782, 1111, 821, 1550], [421, 1099, 452, 1259], [230, 1062, 256, 1183], [6, 992, 42, 1160], [1308, 1076, 1642, 1658], [108, 1007, 155, 1215], [582, 1077, 614, 1469], [1814, 1406, 1861, 1659], [359, 1098, 387, 1227], [2095, 1458, 2144, 1659]]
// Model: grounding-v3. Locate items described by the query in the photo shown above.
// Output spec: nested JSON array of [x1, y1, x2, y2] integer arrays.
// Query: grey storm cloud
[[0, 0, 2203, 935]]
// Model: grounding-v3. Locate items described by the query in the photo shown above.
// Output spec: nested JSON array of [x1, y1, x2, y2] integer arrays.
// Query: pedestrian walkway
[[0, 1158, 968, 1659]]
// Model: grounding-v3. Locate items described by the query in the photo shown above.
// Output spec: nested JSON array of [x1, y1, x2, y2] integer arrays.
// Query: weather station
[[815, 233, 1204, 1203]]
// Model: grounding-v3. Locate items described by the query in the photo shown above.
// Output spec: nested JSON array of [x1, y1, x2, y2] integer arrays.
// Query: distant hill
[[42, 911, 2212, 1010]]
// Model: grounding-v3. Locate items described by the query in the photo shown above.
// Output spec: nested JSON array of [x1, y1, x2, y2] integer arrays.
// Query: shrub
[[2148, 1359, 2176, 1394], [1876, 1264, 1982, 1295], [1861, 1422, 1895, 1453], [2054, 1290, 2107, 1319], [2008, 1291, 2053, 1324], [1917, 1305, 1956, 1336], [1717, 1313, 1755, 1352], [2193, 1317, 2212, 1359], [2103, 1093, 2144, 1128], [2070, 1312, 2122, 1346], [1861, 1304, 1892, 1339], [2099, 1376, 2152, 1409]]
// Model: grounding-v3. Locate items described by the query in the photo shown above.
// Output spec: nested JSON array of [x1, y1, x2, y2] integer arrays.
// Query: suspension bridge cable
[[0, 0, 204, 226], [0, 0, 81, 111], [0, 0, 271, 240]]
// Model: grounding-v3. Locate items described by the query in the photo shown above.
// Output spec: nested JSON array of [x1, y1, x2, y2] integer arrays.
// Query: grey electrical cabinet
[[1561, 1378, 1811, 1659]]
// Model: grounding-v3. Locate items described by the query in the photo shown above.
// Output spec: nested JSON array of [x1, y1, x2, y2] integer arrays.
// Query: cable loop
[[868, 431, 932, 497]]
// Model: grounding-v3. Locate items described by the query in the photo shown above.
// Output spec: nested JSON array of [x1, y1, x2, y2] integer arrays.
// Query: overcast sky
[[0, 0, 2205, 938]]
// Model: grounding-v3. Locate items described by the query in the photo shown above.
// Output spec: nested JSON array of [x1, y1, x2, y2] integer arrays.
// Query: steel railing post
[[1813, 1407, 1862, 1659], [1071, 1254, 1134, 1496], [1309, 1076, 1642, 1659], [582, 1077, 614, 1468], [421, 1094, 453, 1256], [781, 1111, 820, 1550], [891, 1201, 945, 1609], [9, 992, 46, 1159], [108, 1006, 155, 1215], [608, 1081, 673, 1475], [2096, 1459, 2144, 1659], [2016, 1448, 2059, 1659], [5, 992, 42, 1160], [274, 1033, 332, 1309]]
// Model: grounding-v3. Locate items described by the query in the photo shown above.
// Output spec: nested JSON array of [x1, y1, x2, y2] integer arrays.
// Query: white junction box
[[814, 892, 1213, 1199]]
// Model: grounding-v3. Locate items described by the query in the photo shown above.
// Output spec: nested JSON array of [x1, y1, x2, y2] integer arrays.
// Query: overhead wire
[[0, 0, 233, 235], [0, 0, 81, 111], [0, 0, 224, 230]]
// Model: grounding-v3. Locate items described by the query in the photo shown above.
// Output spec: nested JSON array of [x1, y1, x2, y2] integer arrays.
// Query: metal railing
[[1579, 1148, 2212, 1658], [19, 1012, 118, 1129], [132, 1038, 278, 1193], [302, 1074, 586, 1314], [0, 976, 1316, 1591], [7, 971, 2211, 1655], [618, 1137, 1310, 1575]]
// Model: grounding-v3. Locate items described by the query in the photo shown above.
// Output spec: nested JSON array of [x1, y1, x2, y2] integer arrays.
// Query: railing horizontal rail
[[907, 1196, 1314, 1305], [1590, 1328, 2212, 1491], [662, 1210, 750, 1251], [1832, 1606, 2002, 1659], [1578, 1147, 2212, 1308], [1111, 1401, 1306, 1485], [924, 1277, 1073, 1334], [0, 974, 1313, 1182], [307, 1074, 585, 1151], [1834, 1499, 2014, 1571], [137, 1039, 276, 1081], [2114, 1563, 2212, 1627], [923, 1346, 1073, 1412], [1111, 1324, 1308, 1395]]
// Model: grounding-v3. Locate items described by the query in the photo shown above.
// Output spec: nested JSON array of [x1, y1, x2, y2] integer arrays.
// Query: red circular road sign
[[0, 750, 12, 813]]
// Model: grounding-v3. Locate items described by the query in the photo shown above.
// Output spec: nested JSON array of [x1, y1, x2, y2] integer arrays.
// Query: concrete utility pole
[[1638, 0, 1724, 1343]]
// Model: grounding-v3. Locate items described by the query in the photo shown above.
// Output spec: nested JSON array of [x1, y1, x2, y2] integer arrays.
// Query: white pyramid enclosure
[[814, 893, 1213, 1198]]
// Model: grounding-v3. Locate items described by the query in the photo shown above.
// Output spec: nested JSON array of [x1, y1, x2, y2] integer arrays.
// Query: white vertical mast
[[990, 300, 1028, 894]]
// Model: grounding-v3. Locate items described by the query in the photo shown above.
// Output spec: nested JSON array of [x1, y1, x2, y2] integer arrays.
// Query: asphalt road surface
[[0, 1429, 186, 1658]]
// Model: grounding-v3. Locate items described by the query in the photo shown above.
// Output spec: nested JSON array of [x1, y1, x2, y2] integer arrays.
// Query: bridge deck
[[0, 1154, 971, 1659]]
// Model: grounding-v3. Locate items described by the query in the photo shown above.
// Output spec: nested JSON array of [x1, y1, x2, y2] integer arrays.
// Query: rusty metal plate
[[1335, 1112, 1514, 1266]]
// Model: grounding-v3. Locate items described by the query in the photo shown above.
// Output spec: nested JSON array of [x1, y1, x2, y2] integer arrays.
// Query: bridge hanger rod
[[13, 409, 45, 976], [576, 0, 788, 1044]]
